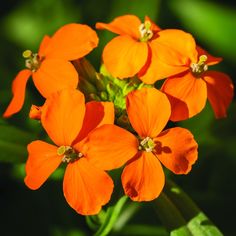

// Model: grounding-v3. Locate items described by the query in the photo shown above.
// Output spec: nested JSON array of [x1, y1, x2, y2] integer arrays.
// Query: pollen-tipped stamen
[[57, 145, 83, 163], [190, 55, 208, 77], [138, 137, 155, 152], [23, 49, 41, 72], [139, 20, 153, 42]]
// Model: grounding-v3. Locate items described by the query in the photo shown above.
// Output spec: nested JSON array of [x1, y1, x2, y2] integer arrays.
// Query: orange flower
[[25, 89, 115, 215], [3, 23, 98, 118], [85, 88, 198, 201], [160, 45, 234, 121], [96, 15, 195, 83]]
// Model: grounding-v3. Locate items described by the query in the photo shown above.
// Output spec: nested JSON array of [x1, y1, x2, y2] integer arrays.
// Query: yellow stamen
[[23, 49, 41, 72], [190, 54, 208, 77], [57, 146, 83, 163], [139, 20, 153, 42], [138, 137, 155, 152], [22, 50, 32, 58]]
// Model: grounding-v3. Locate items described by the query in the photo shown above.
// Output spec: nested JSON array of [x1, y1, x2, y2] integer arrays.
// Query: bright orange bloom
[[3, 23, 98, 118], [96, 15, 195, 83], [25, 89, 115, 215], [161, 45, 234, 121], [85, 88, 198, 201]]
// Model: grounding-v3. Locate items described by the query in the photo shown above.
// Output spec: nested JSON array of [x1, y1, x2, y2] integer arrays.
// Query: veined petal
[[156, 29, 197, 63], [126, 88, 171, 138], [140, 29, 196, 83], [63, 158, 113, 215], [74, 101, 114, 143], [84, 124, 138, 171], [3, 69, 31, 118], [102, 35, 148, 79], [154, 127, 198, 174], [41, 89, 86, 146], [140, 47, 188, 84], [203, 71, 234, 118], [196, 46, 222, 66], [161, 72, 207, 121], [96, 15, 141, 39], [121, 151, 165, 201], [24, 140, 61, 190], [38, 35, 51, 56], [32, 59, 78, 98], [43, 24, 98, 60]]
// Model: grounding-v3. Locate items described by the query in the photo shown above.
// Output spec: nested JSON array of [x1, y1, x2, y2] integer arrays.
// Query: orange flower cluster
[[3, 15, 234, 215]]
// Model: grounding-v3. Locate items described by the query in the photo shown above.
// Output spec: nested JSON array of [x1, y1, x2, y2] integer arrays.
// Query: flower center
[[190, 55, 208, 77], [57, 145, 83, 163], [138, 137, 155, 152], [22, 50, 42, 72], [139, 20, 153, 42]]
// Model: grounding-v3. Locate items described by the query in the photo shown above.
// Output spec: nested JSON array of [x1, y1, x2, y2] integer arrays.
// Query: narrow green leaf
[[94, 196, 128, 236], [153, 192, 192, 236], [165, 180, 223, 236]]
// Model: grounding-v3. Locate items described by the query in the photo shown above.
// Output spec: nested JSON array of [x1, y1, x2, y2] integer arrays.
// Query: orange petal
[[102, 35, 148, 79], [38, 35, 51, 56], [140, 29, 197, 83], [96, 15, 141, 39], [126, 88, 171, 138], [161, 72, 207, 121], [63, 157, 113, 215], [3, 69, 31, 118], [32, 59, 78, 98], [154, 127, 198, 174], [41, 89, 86, 146], [196, 46, 222, 66], [42, 24, 98, 60], [24, 140, 61, 190], [121, 151, 165, 201], [84, 124, 138, 171], [156, 29, 197, 62], [203, 71, 234, 118], [144, 15, 161, 32], [29, 104, 42, 120], [73, 101, 114, 143]]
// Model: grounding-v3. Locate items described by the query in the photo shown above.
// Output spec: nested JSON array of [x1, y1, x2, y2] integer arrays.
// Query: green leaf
[[93, 196, 128, 236], [153, 180, 224, 235], [154, 193, 192, 235]]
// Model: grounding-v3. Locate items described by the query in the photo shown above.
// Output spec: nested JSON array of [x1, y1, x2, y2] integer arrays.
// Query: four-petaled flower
[[25, 89, 115, 215], [96, 14, 195, 83], [84, 88, 198, 201], [160, 44, 234, 121], [3, 23, 98, 117]]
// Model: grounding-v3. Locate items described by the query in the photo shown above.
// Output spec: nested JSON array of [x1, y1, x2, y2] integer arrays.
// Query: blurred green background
[[0, 0, 235, 235]]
